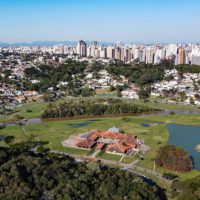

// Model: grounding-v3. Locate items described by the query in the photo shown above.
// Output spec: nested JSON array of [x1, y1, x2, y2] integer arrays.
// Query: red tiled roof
[[76, 129, 137, 153], [88, 132, 99, 141], [107, 142, 127, 153], [96, 143, 105, 151], [120, 135, 137, 148], [96, 130, 124, 139], [106, 142, 133, 153], [76, 138, 95, 148]]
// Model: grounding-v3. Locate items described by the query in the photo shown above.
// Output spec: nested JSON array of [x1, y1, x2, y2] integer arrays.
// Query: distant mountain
[[0, 41, 76, 47], [0, 41, 113, 47]]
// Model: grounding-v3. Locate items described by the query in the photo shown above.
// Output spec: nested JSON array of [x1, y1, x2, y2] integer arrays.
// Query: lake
[[167, 124, 200, 170]]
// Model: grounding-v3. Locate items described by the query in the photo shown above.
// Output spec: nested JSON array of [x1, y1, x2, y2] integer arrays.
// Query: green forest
[[0, 142, 166, 200], [172, 175, 200, 200], [41, 100, 159, 118]]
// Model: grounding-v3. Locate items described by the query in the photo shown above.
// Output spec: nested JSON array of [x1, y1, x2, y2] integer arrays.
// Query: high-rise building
[[139, 49, 146, 63], [126, 48, 132, 63], [133, 48, 140, 60], [179, 48, 185, 64], [191, 49, 200, 65], [94, 48, 100, 58], [166, 44, 178, 57], [115, 47, 121, 60], [107, 46, 114, 59], [145, 47, 154, 64], [154, 48, 165, 64], [176, 48, 185, 65], [87, 46, 92, 57], [120, 47, 126, 62], [77, 40, 87, 57], [92, 41, 98, 46], [99, 47, 107, 58]]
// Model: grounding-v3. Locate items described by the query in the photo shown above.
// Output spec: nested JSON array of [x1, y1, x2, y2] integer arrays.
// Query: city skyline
[[0, 0, 200, 43]]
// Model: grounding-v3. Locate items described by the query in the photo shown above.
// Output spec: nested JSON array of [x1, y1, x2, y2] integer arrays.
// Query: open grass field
[[0, 101, 48, 122], [1, 113, 200, 182]]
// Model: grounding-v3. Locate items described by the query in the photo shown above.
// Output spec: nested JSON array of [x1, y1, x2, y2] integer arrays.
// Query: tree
[[190, 97, 195, 105], [172, 175, 200, 199], [155, 145, 192, 172], [4, 136, 15, 145], [12, 114, 24, 122], [138, 87, 150, 102], [0, 124, 5, 130], [81, 87, 95, 97], [195, 94, 200, 101], [116, 85, 122, 97], [0, 142, 166, 200], [2, 105, 6, 114], [117, 90, 122, 97], [179, 91, 187, 102], [162, 172, 179, 180], [109, 85, 115, 92], [41, 99, 159, 119], [164, 75, 174, 81], [42, 92, 53, 102]]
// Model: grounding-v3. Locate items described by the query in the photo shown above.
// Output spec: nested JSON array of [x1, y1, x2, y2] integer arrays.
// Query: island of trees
[[155, 145, 192, 172], [41, 99, 159, 119], [0, 141, 166, 200]]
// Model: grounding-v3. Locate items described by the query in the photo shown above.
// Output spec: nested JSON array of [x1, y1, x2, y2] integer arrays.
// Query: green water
[[167, 124, 200, 170]]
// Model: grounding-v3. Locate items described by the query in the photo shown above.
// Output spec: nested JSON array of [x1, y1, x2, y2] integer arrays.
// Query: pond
[[141, 124, 151, 127], [66, 119, 102, 128], [140, 121, 163, 127], [0, 135, 4, 141], [167, 124, 200, 170]]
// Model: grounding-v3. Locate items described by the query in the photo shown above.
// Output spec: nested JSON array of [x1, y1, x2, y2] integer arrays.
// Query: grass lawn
[[97, 151, 122, 162], [1, 114, 200, 182], [0, 101, 48, 122], [121, 156, 137, 164]]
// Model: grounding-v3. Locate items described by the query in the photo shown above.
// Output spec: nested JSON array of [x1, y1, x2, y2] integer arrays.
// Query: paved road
[[40, 150, 172, 185], [130, 164, 172, 184], [99, 158, 172, 184]]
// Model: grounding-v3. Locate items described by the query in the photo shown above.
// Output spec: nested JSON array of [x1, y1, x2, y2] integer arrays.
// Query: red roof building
[[96, 143, 106, 151], [75, 128, 138, 154]]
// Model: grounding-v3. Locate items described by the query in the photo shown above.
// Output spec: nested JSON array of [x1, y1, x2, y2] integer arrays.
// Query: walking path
[[91, 150, 100, 157], [118, 155, 125, 163]]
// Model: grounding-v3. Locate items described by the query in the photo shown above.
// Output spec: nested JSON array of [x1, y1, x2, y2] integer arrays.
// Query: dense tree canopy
[[41, 99, 159, 118], [155, 145, 192, 172], [176, 64, 200, 74], [172, 175, 200, 200], [24, 59, 88, 92], [0, 142, 166, 200], [106, 61, 165, 86]]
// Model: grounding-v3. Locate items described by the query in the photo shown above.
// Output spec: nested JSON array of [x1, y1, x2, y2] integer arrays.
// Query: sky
[[0, 0, 200, 43]]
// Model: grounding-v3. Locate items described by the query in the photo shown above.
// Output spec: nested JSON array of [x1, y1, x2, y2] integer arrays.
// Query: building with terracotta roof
[[75, 128, 138, 155]]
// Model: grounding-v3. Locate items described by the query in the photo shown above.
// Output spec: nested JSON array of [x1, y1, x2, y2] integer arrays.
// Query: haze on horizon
[[0, 0, 200, 43]]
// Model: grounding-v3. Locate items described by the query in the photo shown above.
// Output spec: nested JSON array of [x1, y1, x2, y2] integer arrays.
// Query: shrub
[[163, 172, 179, 180], [4, 136, 15, 145]]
